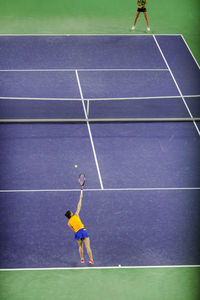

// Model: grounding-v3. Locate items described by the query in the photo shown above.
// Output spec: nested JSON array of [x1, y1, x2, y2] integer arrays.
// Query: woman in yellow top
[[132, 0, 150, 31], [65, 191, 94, 264]]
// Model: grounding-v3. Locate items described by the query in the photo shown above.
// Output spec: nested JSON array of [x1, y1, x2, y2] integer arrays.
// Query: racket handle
[[81, 190, 83, 196]]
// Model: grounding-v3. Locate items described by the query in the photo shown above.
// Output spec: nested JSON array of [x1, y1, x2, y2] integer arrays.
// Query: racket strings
[[79, 173, 86, 186]]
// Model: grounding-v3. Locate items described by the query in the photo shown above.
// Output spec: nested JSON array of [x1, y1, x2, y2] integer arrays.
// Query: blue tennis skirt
[[74, 228, 89, 240]]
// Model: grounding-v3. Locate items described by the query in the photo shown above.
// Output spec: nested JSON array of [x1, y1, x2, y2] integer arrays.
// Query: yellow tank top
[[68, 215, 84, 232]]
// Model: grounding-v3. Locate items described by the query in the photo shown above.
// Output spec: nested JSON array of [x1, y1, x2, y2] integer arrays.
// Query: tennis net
[[0, 96, 200, 123]]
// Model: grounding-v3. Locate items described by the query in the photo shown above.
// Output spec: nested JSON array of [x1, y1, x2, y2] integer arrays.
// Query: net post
[[87, 99, 90, 117]]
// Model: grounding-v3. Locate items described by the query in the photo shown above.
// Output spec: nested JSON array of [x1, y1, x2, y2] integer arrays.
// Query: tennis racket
[[78, 173, 86, 192]]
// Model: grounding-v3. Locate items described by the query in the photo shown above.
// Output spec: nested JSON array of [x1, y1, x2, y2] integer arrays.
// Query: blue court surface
[[0, 35, 200, 269]]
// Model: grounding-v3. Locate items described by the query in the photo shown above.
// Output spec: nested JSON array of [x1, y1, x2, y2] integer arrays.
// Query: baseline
[[1, 265, 200, 272]]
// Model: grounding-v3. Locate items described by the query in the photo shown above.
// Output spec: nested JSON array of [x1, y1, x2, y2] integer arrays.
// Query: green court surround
[[1, 267, 200, 300]]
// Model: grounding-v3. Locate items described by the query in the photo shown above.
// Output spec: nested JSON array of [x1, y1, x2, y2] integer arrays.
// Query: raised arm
[[75, 191, 83, 215]]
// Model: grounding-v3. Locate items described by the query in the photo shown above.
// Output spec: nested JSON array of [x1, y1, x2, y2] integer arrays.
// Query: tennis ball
[[74, 165, 78, 168]]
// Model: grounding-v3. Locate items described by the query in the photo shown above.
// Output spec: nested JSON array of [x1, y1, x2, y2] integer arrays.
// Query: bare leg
[[83, 237, 93, 260], [133, 12, 140, 26], [77, 239, 84, 259], [143, 12, 150, 27]]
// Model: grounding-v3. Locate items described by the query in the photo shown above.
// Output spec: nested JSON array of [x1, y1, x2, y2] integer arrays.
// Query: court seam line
[[180, 35, 200, 69], [75, 70, 104, 190], [0, 187, 200, 193], [0, 265, 200, 271], [153, 35, 200, 136], [0, 95, 199, 101]]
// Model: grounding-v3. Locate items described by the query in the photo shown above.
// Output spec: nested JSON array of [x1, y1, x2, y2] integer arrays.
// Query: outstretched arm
[[75, 191, 83, 215]]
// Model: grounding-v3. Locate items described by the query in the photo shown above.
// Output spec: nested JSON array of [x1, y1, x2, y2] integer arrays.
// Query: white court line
[[0, 97, 81, 101], [0, 68, 168, 72], [73, 95, 200, 101], [0, 95, 199, 101], [1, 117, 200, 123], [153, 35, 200, 136], [181, 35, 200, 69], [75, 70, 104, 190], [0, 34, 182, 36], [0, 264, 199, 272], [0, 187, 200, 193]]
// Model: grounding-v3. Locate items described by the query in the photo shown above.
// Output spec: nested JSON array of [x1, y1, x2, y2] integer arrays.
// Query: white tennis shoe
[[147, 27, 150, 31], [89, 259, 94, 264]]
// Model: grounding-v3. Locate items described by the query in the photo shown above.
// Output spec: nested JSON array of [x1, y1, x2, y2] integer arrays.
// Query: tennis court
[[0, 34, 200, 299]]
